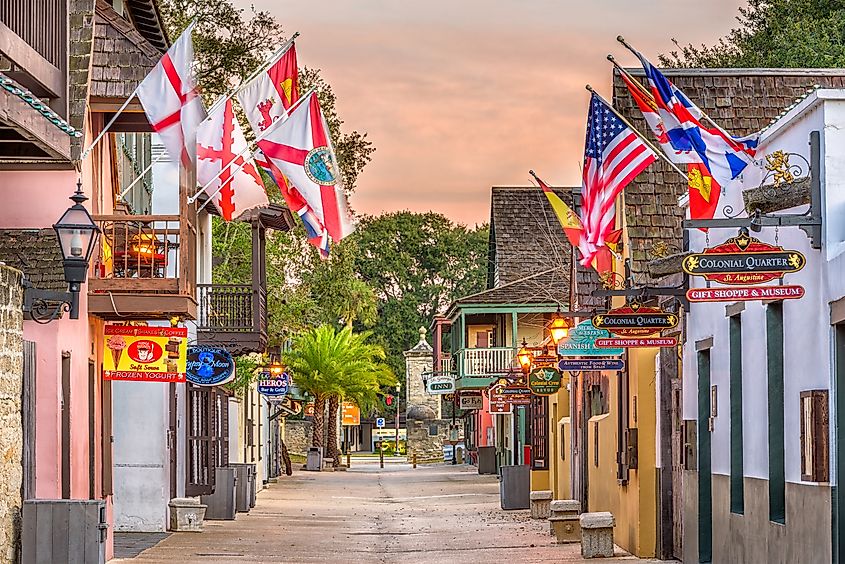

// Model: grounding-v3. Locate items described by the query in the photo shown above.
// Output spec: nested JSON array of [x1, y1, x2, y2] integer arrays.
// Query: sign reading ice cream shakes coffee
[[683, 230, 805, 285], [103, 325, 187, 382], [591, 303, 679, 337]]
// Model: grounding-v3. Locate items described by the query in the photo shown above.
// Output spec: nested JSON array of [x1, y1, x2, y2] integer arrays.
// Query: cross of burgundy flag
[[136, 24, 206, 167], [196, 99, 268, 221], [256, 91, 355, 243]]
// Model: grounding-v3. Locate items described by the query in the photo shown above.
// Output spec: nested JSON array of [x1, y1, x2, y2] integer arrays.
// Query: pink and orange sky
[[237, 0, 745, 225]]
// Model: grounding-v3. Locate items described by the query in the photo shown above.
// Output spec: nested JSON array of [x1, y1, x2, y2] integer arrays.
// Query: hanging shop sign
[[682, 231, 806, 285], [185, 346, 235, 387], [558, 320, 623, 357], [304, 401, 315, 417], [489, 401, 513, 415], [532, 354, 559, 367], [591, 303, 679, 337], [597, 337, 677, 348], [686, 284, 805, 303], [458, 390, 483, 410], [489, 383, 532, 405], [341, 402, 361, 426], [103, 325, 187, 382], [426, 373, 456, 395], [558, 358, 626, 372], [271, 396, 302, 415], [528, 367, 562, 395], [257, 370, 290, 397]]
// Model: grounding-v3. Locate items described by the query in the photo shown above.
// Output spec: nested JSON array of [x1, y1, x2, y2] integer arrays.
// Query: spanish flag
[[688, 162, 720, 229]]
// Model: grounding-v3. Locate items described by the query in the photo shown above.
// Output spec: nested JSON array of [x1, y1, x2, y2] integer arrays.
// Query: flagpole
[[616, 35, 725, 133], [192, 86, 317, 211], [585, 84, 687, 180]]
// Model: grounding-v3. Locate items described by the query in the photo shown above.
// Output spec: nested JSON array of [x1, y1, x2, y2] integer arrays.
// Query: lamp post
[[517, 339, 533, 375], [24, 180, 100, 321], [394, 383, 401, 458]]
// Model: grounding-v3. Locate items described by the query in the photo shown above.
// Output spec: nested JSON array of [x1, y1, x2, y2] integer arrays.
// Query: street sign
[[683, 230, 805, 285], [528, 367, 562, 395], [257, 370, 290, 397], [376, 417, 386, 428], [596, 337, 677, 348], [458, 391, 483, 410], [558, 320, 623, 357], [185, 346, 235, 387], [592, 303, 679, 337], [558, 358, 625, 371], [341, 402, 360, 426], [686, 284, 805, 302], [426, 373, 456, 395]]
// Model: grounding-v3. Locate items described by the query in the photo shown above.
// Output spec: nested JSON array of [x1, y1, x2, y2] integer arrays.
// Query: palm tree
[[284, 325, 396, 461]]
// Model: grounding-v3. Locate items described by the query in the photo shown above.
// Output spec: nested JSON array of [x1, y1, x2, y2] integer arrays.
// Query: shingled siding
[[489, 186, 574, 288], [612, 69, 845, 281], [0, 229, 66, 292]]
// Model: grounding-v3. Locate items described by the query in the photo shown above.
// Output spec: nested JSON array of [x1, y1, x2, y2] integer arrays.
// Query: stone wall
[[283, 420, 313, 456], [407, 419, 447, 462], [0, 266, 23, 562], [404, 328, 440, 418]]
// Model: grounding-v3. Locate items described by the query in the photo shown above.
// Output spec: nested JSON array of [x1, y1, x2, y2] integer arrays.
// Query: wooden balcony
[[196, 283, 267, 355], [87, 214, 197, 320], [454, 347, 518, 389]]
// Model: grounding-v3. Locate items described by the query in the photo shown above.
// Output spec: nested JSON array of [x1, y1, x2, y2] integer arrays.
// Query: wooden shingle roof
[[90, 0, 162, 99], [612, 68, 845, 282], [454, 267, 568, 309], [0, 229, 65, 291]]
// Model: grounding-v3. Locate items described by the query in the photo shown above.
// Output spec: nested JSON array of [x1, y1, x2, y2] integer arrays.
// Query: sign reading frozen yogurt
[[103, 325, 187, 382]]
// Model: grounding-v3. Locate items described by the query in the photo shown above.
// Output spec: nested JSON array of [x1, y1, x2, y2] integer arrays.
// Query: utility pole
[[395, 384, 401, 457]]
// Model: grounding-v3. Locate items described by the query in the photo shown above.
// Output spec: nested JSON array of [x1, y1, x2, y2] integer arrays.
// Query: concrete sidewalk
[[115, 463, 663, 563]]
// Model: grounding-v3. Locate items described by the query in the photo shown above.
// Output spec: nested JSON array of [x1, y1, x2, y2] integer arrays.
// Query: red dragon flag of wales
[[196, 99, 269, 221], [256, 91, 355, 242]]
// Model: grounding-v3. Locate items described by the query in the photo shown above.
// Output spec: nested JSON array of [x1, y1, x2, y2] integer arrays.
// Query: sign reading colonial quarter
[[103, 325, 187, 383], [257, 370, 290, 397], [426, 373, 456, 395], [489, 383, 531, 405], [528, 367, 562, 395], [459, 390, 483, 410], [558, 320, 623, 357], [682, 230, 805, 285], [558, 358, 626, 372], [687, 285, 805, 303], [596, 337, 678, 348], [185, 346, 235, 387], [591, 303, 679, 337]]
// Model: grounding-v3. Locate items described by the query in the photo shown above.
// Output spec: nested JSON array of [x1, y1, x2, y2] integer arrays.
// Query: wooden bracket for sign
[[682, 131, 822, 250], [592, 286, 687, 298]]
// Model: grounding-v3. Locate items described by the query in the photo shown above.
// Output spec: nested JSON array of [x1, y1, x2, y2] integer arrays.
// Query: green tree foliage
[[351, 212, 490, 377], [661, 0, 845, 68]]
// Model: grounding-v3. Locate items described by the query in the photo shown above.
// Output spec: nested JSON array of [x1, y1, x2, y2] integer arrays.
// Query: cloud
[[239, 0, 744, 224]]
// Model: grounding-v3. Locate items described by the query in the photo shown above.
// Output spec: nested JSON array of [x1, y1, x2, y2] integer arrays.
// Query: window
[[766, 303, 785, 524], [800, 390, 829, 482], [531, 395, 548, 470], [729, 315, 744, 514]]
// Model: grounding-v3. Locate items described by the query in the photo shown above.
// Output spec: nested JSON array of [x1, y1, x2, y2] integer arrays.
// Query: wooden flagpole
[[585, 84, 687, 180]]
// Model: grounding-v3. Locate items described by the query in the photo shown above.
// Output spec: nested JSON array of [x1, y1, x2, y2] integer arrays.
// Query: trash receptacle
[[306, 446, 323, 471], [499, 464, 530, 510], [201, 467, 237, 519], [477, 446, 496, 475], [230, 464, 250, 512]]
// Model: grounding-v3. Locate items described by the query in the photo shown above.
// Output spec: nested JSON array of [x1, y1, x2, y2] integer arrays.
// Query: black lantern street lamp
[[24, 181, 100, 321]]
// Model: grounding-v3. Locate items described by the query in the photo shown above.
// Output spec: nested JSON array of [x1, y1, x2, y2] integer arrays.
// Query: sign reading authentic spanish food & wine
[[686, 285, 805, 303], [103, 325, 187, 382], [682, 230, 805, 285], [558, 320, 623, 357], [591, 303, 679, 337], [257, 369, 290, 397], [528, 367, 562, 395], [558, 358, 626, 371], [185, 346, 235, 387]]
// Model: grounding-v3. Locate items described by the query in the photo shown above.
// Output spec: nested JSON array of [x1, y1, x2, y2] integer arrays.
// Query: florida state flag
[[688, 162, 720, 229], [237, 45, 299, 134], [136, 24, 206, 167], [196, 99, 268, 221], [256, 91, 355, 242]]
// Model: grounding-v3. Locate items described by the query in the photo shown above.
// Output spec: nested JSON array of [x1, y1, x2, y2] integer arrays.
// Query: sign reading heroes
[[185, 346, 235, 387], [558, 320, 623, 357], [257, 370, 290, 397], [528, 367, 562, 395], [683, 231, 805, 285], [103, 325, 187, 383], [591, 303, 678, 337]]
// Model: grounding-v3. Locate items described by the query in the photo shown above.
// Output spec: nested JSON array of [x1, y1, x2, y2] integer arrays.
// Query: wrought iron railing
[[196, 284, 267, 335], [456, 347, 517, 378]]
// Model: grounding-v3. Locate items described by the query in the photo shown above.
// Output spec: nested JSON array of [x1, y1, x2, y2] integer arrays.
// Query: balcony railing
[[440, 355, 454, 374], [456, 347, 518, 378], [196, 284, 268, 354]]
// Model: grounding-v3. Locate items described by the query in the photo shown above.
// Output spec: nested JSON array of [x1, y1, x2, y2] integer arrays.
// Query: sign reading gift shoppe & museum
[[185, 346, 236, 386], [591, 303, 679, 337], [103, 325, 187, 382], [687, 285, 805, 303], [682, 230, 805, 285]]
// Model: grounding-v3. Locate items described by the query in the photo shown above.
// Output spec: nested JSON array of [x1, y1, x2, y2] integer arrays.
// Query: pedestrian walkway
[[115, 463, 663, 563]]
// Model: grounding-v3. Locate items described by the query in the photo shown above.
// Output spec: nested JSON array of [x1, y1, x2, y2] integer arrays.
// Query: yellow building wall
[[548, 382, 572, 500]]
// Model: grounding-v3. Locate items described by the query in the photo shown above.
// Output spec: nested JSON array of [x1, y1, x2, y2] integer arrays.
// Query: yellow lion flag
[[530, 170, 583, 248]]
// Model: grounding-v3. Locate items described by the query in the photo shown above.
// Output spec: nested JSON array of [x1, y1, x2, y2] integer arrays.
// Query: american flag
[[579, 93, 656, 266]]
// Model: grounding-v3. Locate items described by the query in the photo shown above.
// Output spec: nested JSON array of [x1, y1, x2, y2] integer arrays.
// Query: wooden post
[[379, 445, 384, 469], [346, 452, 351, 468], [413, 452, 417, 469]]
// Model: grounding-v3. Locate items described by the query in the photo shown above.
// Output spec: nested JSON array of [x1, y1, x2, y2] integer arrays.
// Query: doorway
[[697, 348, 712, 563]]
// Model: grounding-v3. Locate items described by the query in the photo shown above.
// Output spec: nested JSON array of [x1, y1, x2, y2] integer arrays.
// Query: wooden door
[[186, 384, 215, 496], [671, 378, 684, 558]]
